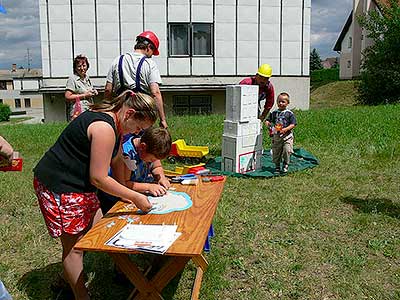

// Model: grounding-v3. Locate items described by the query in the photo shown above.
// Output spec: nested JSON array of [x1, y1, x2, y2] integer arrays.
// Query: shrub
[[311, 68, 339, 82], [357, 0, 400, 105], [0, 103, 11, 122], [310, 68, 340, 90]]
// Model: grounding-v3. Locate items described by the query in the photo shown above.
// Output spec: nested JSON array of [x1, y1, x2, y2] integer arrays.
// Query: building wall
[[39, 0, 310, 78], [0, 77, 43, 110], [0, 90, 43, 109], [42, 76, 309, 122], [39, 0, 310, 121], [339, 24, 353, 79]]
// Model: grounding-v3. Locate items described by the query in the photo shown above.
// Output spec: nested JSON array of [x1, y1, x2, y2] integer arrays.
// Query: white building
[[333, 0, 390, 80], [0, 64, 43, 112], [39, 0, 310, 121]]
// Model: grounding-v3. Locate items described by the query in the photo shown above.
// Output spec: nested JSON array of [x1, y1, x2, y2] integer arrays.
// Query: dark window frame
[[0, 81, 7, 90], [24, 98, 31, 108], [168, 23, 214, 57], [172, 95, 212, 115], [15, 98, 21, 108]]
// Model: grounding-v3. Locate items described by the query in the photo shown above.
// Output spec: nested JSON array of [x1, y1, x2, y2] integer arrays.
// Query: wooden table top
[[75, 177, 226, 256]]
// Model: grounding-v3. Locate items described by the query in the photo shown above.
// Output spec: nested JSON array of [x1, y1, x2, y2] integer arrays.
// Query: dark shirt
[[33, 111, 120, 193], [267, 109, 297, 137]]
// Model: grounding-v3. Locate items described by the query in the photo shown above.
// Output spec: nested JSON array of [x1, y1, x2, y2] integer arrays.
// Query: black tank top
[[33, 111, 120, 193]]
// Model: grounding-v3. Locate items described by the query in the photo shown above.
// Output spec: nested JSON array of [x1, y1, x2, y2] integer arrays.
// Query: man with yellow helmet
[[240, 64, 275, 121]]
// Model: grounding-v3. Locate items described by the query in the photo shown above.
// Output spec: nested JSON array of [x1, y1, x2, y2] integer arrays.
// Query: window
[[170, 24, 190, 55], [169, 23, 213, 56], [0, 81, 6, 90], [173, 95, 212, 115], [24, 98, 31, 108], [193, 24, 213, 55], [15, 98, 21, 108], [347, 60, 351, 68], [348, 37, 352, 49]]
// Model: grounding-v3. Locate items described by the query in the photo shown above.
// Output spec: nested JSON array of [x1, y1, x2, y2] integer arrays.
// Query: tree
[[310, 48, 323, 72], [357, 0, 400, 105]]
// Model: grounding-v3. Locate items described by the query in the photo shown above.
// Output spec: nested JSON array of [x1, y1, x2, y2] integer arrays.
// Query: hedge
[[0, 103, 12, 122]]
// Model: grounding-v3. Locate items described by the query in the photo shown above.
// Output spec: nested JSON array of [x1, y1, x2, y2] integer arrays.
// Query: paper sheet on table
[[105, 224, 181, 254]]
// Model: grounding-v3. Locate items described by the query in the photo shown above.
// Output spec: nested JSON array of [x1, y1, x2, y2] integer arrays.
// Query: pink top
[[239, 77, 275, 110]]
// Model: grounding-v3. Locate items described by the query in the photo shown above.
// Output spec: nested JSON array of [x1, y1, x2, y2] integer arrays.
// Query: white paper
[[105, 224, 181, 254]]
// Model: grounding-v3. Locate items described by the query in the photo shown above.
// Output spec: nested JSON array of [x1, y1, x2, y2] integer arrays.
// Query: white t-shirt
[[106, 52, 162, 94]]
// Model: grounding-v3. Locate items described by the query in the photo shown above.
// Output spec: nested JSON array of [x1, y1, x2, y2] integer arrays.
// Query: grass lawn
[[311, 81, 359, 110], [0, 103, 399, 300]]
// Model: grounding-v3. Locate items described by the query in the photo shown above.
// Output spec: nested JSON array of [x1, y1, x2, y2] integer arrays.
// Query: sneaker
[[274, 166, 281, 175], [282, 164, 289, 173]]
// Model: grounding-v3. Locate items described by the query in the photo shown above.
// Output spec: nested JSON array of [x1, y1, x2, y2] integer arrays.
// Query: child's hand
[[158, 177, 171, 189], [147, 184, 167, 197], [122, 194, 152, 212]]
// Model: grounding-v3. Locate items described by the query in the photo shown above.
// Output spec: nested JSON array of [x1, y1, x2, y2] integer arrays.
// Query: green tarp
[[206, 148, 319, 178]]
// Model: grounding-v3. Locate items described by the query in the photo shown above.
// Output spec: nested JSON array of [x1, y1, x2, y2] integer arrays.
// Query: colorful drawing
[[146, 191, 192, 214]]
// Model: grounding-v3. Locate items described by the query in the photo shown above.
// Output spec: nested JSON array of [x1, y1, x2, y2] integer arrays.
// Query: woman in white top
[[65, 55, 98, 120]]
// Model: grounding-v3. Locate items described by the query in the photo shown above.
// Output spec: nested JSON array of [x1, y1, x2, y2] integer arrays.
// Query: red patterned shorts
[[33, 178, 100, 238]]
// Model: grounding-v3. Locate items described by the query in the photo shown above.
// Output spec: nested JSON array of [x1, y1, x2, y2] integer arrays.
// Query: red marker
[[210, 175, 225, 182]]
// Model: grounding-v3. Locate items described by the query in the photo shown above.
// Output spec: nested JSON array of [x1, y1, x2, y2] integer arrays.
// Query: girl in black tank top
[[33, 90, 158, 300]]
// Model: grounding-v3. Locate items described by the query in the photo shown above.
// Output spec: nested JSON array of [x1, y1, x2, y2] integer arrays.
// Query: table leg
[[150, 256, 191, 292], [191, 254, 209, 300], [109, 253, 162, 300], [110, 253, 191, 300]]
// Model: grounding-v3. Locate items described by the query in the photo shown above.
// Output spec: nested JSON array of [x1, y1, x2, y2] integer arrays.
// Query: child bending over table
[[99, 126, 172, 214], [33, 90, 157, 300]]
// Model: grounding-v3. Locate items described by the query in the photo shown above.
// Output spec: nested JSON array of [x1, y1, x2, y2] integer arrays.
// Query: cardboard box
[[225, 85, 258, 122], [221, 133, 263, 173], [0, 152, 23, 172], [223, 119, 262, 136]]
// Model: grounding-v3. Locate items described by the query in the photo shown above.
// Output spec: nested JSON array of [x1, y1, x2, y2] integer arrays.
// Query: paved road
[[10, 108, 44, 124]]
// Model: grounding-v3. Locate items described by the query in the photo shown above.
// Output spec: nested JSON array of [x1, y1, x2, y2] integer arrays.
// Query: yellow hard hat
[[257, 64, 272, 78]]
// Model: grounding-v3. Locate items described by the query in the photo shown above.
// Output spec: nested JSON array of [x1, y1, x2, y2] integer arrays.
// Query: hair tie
[[129, 91, 135, 97]]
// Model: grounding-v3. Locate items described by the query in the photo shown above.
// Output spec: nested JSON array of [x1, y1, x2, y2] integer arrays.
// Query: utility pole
[[25, 48, 32, 70]]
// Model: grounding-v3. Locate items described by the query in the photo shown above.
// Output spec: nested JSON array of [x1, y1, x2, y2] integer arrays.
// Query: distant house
[[333, 0, 396, 79], [39, 1, 311, 122], [321, 57, 338, 69], [0, 64, 43, 111]]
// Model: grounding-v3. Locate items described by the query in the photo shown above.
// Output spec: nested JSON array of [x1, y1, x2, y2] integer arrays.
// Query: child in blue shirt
[[121, 127, 171, 195], [265, 92, 297, 174], [99, 126, 171, 214]]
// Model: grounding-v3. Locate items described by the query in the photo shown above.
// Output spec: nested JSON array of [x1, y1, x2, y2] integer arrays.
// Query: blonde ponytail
[[90, 90, 158, 122]]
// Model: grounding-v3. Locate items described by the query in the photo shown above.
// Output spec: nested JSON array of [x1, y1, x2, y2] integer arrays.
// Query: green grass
[[310, 68, 339, 91], [310, 80, 359, 110], [1, 104, 400, 299]]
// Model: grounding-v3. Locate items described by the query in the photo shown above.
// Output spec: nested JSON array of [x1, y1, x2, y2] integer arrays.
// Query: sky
[[0, 0, 353, 70]]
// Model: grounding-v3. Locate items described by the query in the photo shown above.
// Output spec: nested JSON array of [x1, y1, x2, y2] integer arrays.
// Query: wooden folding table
[[75, 177, 226, 300]]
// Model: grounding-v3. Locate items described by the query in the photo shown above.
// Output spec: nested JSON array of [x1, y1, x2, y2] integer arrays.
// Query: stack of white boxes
[[222, 85, 263, 173]]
